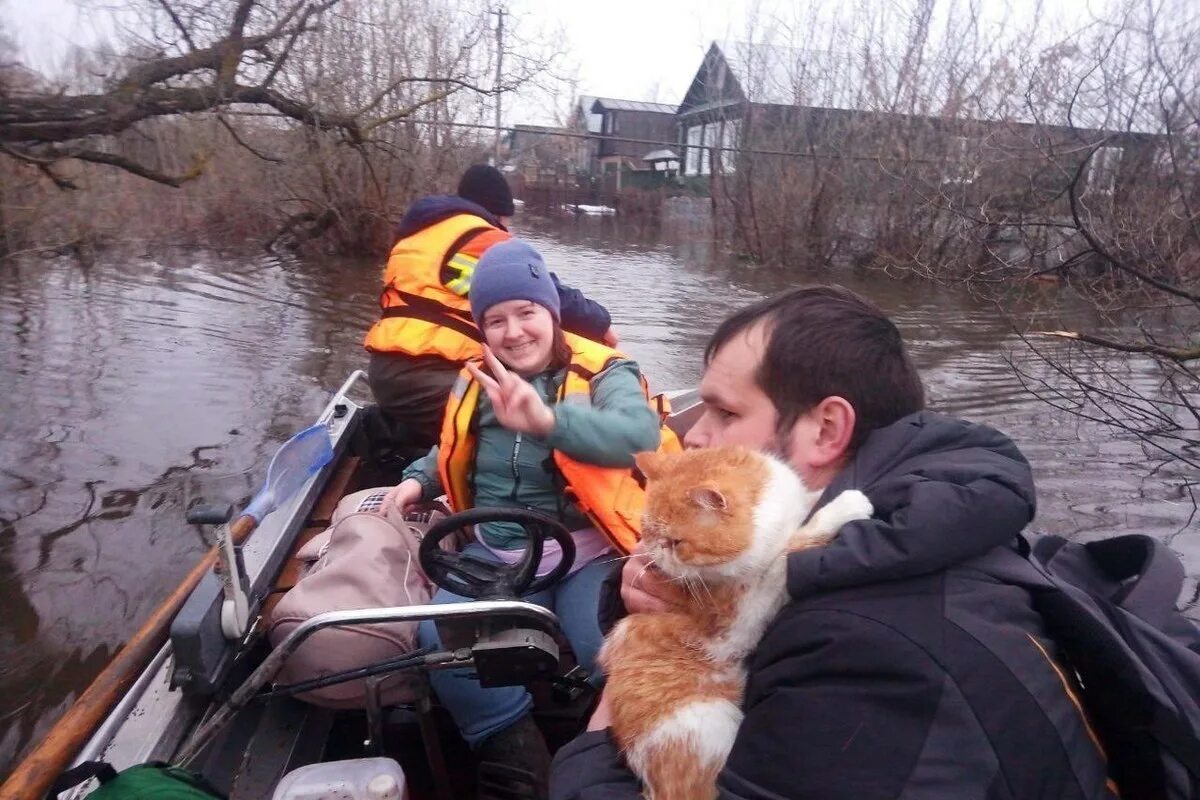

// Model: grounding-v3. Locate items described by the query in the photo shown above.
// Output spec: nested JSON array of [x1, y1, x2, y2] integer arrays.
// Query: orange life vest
[[436, 333, 683, 554], [363, 213, 510, 363]]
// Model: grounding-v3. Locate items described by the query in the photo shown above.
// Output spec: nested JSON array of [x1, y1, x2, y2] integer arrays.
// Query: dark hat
[[457, 164, 515, 218], [470, 239, 560, 323]]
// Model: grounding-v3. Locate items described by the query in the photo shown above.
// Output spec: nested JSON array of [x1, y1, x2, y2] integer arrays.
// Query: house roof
[[641, 149, 680, 162], [575, 94, 603, 133], [686, 41, 864, 112], [513, 123, 568, 133], [591, 97, 678, 115], [681, 41, 1161, 135]]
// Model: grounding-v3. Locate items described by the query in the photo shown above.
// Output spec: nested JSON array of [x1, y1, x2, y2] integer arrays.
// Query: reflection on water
[[0, 214, 1195, 776]]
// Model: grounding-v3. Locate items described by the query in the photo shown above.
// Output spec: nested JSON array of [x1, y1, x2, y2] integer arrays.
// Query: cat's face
[[636, 446, 816, 583]]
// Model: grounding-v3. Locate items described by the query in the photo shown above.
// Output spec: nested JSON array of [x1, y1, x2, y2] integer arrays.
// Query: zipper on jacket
[[508, 432, 522, 502]]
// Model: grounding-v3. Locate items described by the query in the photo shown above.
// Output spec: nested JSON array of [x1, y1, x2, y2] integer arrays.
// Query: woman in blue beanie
[[384, 238, 666, 798]]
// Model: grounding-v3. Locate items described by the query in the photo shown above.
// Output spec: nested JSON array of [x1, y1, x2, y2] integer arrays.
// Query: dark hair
[[550, 322, 573, 370], [705, 285, 925, 451]]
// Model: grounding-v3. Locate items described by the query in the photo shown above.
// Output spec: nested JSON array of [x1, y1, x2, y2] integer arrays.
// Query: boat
[[560, 204, 617, 216], [3, 371, 702, 800]]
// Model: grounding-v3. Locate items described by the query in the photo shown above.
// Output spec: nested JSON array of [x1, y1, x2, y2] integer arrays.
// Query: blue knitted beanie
[[470, 239, 561, 323]]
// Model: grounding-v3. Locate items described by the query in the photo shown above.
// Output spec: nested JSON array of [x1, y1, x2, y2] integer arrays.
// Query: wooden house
[[675, 41, 1158, 210], [589, 97, 678, 188]]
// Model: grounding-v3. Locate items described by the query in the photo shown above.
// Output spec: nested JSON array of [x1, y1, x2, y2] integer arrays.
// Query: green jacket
[[401, 358, 660, 549]]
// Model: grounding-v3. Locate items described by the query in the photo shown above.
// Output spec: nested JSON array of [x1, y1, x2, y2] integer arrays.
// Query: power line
[[221, 110, 1113, 168], [396, 117, 958, 166]]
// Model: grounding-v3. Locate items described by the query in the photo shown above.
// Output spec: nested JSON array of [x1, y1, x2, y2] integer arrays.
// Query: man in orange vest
[[364, 165, 617, 454]]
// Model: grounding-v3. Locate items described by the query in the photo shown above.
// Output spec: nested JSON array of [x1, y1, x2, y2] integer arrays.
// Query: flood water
[[0, 212, 1195, 777]]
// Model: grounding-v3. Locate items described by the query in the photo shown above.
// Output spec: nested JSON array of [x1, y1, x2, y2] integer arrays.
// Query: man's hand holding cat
[[620, 547, 679, 614], [467, 346, 556, 438], [586, 691, 614, 731]]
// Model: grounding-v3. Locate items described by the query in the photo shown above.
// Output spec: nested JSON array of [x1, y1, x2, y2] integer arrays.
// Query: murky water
[[0, 213, 1195, 777]]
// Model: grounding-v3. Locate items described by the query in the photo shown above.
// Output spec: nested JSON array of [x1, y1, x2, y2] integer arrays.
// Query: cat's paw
[[814, 489, 873, 533]]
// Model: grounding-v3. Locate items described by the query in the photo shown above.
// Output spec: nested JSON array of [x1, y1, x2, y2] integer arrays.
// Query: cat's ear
[[687, 485, 728, 512], [635, 451, 663, 479]]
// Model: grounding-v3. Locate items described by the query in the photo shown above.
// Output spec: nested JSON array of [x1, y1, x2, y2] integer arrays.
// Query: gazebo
[[641, 148, 680, 176]]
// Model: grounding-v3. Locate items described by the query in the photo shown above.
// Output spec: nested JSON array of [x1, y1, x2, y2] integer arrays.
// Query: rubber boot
[[475, 714, 551, 800]]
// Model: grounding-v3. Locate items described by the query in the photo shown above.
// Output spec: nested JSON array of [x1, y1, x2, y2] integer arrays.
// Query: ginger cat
[[599, 446, 873, 800]]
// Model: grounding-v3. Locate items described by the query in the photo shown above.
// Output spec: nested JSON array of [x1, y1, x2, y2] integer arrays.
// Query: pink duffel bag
[[266, 487, 461, 709]]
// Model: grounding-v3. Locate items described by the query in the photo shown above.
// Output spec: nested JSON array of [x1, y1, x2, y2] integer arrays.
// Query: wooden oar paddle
[[0, 423, 334, 800]]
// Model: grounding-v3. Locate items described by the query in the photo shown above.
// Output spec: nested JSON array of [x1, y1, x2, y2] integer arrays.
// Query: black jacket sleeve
[[552, 272, 612, 341], [596, 562, 626, 636], [550, 732, 642, 799], [552, 608, 960, 800], [718, 608, 956, 800]]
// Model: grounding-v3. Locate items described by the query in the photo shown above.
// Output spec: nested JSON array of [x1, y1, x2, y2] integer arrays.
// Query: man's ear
[[787, 396, 855, 472]]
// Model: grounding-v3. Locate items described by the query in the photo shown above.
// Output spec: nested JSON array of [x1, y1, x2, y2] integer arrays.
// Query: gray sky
[[4, 0, 98, 70], [507, 0, 1097, 122], [514, 0, 744, 109], [4, 0, 1103, 125]]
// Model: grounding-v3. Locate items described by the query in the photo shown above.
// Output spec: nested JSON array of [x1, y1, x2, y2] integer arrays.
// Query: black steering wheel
[[418, 507, 577, 599]]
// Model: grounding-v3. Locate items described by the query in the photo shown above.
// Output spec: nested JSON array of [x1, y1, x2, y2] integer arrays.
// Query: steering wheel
[[418, 507, 576, 599]]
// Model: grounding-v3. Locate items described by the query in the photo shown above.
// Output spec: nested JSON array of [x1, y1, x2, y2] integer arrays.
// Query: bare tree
[[0, 0, 562, 255], [700, 0, 1197, 498], [0, 1, 375, 186], [1000, 1, 1199, 505]]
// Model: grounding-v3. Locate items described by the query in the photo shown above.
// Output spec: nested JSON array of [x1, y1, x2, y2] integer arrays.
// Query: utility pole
[[493, 5, 504, 165]]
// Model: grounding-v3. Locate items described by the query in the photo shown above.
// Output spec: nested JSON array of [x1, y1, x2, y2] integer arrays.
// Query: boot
[[475, 714, 551, 800]]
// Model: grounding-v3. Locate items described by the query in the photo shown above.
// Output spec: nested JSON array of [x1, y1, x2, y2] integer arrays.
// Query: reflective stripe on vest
[[444, 252, 479, 297], [437, 332, 682, 554], [438, 373, 480, 515], [363, 213, 503, 362]]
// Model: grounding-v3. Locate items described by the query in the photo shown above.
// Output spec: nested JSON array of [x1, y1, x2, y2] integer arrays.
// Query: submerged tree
[[0, 0, 560, 253], [697, 0, 1197, 504], [1, 1, 374, 186], [1002, 0, 1199, 511]]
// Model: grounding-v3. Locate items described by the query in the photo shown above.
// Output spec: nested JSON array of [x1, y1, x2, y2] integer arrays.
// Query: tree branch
[[1, 83, 362, 144], [1036, 330, 1200, 363], [216, 113, 283, 162], [1067, 147, 1200, 306], [72, 148, 206, 186], [153, 0, 198, 52], [357, 84, 486, 137]]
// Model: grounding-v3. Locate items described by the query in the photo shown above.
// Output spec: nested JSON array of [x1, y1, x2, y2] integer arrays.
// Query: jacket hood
[[788, 411, 1036, 599], [393, 195, 505, 240]]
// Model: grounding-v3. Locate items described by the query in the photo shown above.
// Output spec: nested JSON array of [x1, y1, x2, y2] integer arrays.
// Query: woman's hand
[[466, 345, 556, 438], [383, 478, 423, 517]]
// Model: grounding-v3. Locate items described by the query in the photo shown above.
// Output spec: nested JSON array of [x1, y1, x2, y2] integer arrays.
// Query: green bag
[[47, 761, 225, 799]]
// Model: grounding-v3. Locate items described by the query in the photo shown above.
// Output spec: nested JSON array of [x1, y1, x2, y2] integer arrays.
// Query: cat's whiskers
[[596, 553, 639, 568], [670, 573, 709, 608]]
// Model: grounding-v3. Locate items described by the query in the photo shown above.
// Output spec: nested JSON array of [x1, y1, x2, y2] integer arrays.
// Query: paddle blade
[[243, 423, 334, 522]]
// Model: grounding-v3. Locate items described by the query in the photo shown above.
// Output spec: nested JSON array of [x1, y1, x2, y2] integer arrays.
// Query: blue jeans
[[417, 543, 611, 748]]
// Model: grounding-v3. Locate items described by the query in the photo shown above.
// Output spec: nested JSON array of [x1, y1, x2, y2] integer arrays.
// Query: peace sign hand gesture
[[466, 346, 557, 438]]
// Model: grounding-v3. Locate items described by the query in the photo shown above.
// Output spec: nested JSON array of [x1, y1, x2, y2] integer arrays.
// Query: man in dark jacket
[[551, 286, 1117, 799]]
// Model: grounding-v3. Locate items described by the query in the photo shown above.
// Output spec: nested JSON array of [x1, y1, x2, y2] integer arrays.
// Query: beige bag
[[266, 488, 451, 709]]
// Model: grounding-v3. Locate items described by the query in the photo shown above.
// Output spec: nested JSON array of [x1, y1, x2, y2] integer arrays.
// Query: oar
[[0, 422, 334, 800]]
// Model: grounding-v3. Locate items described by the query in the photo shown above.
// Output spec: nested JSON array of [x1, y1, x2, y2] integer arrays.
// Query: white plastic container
[[271, 757, 408, 800]]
